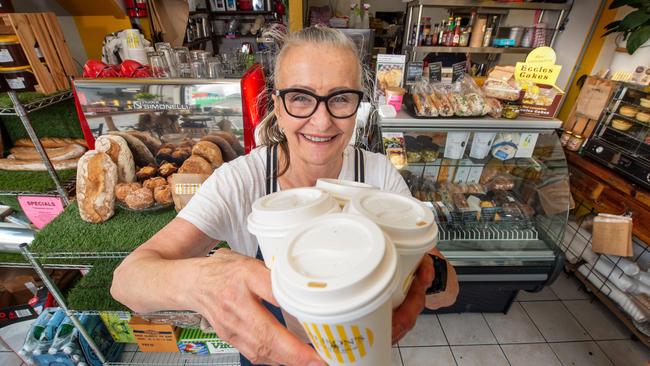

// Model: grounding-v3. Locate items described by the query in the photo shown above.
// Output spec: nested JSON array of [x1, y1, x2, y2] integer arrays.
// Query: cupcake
[[619, 106, 638, 117], [612, 118, 633, 131], [636, 111, 650, 123]]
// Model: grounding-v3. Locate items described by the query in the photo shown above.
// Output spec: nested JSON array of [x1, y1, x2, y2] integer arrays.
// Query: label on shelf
[[429, 62, 442, 83], [6, 77, 25, 90], [0, 49, 13, 62], [17, 196, 64, 229], [406, 61, 424, 85], [452, 61, 466, 82], [516, 132, 539, 158]]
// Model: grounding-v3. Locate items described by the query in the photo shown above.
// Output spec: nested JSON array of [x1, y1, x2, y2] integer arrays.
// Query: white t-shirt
[[178, 145, 410, 257]]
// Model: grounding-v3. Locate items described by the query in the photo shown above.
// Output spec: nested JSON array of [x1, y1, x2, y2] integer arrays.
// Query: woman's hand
[[391, 255, 434, 344], [192, 249, 326, 366]]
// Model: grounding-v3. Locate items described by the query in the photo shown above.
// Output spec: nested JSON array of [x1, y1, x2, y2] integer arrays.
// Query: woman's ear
[[271, 93, 281, 120]]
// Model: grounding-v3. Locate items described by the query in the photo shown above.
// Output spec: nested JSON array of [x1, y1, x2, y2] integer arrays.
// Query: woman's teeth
[[303, 134, 334, 142]]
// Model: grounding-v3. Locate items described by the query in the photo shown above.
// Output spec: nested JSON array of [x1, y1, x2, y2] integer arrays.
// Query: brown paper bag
[[591, 214, 633, 257], [538, 178, 574, 215], [576, 84, 611, 120], [169, 173, 210, 212]]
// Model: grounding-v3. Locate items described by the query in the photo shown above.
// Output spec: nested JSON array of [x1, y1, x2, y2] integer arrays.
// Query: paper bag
[[576, 84, 610, 120], [591, 214, 633, 257], [170, 173, 210, 212], [538, 178, 574, 215]]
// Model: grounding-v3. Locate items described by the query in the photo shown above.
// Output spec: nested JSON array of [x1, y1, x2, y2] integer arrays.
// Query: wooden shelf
[[408, 0, 573, 11], [406, 45, 534, 54], [210, 10, 273, 16]]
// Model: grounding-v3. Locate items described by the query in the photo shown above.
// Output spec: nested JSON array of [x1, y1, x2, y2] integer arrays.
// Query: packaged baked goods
[[77, 151, 117, 223], [485, 97, 503, 118], [406, 150, 422, 163], [431, 84, 455, 117], [482, 66, 522, 101], [484, 173, 516, 191]]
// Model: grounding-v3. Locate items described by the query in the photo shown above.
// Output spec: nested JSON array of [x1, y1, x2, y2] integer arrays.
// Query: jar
[[567, 134, 584, 151], [502, 103, 520, 119], [0, 65, 37, 91], [560, 130, 573, 146], [0, 35, 28, 67], [459, 28, 470, 47]]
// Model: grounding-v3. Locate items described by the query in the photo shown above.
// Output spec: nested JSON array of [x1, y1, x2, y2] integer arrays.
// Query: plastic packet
[[483, 79, 521, 101], [431, 83, 455, 117], [485, 97, 503, 118], [484, 173, 516, 191]]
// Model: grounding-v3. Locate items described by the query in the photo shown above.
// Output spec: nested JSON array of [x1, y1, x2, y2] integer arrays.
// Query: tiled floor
[[2, 274, 648, 366]]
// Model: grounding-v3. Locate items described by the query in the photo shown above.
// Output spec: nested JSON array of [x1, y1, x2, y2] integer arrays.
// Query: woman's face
[[273, 43, 361, 169]]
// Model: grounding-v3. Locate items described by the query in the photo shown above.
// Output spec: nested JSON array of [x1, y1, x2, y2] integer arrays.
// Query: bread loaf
[[14, 137, 88, 148], [210, 131, 244, 156], [126, 131, 162, 155], [0, 158, 79, 171], [107, 132, 156, 167], [200, 135, 237, 162], [179, 155, 212, 175], [124, 187, 154, 210], [76, 151, 117, 223], [191, 141, 223, 169], [95, 135, 136, 183], [9, 144, 86, 161]]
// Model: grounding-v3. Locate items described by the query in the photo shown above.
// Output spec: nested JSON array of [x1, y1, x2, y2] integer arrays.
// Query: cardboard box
[[129, 316, 180, 353], [520, 84, 564, 119], [100, 312, 136, 343], [177, 328, 237, 355]]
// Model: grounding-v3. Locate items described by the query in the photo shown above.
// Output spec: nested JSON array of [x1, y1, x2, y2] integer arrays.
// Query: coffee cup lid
[[273, 213, 397, 319], [348, 191, 437, 252], [249, 188, 336, 229], [316, 178, 376, 202]]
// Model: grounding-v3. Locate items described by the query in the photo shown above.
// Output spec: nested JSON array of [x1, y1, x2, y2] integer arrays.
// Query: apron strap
[[265, 144, 279, 195], [354, 147, 366, 183]]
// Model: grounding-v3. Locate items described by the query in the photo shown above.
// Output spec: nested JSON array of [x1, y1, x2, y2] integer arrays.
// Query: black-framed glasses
[[275, 88, 364, 119]]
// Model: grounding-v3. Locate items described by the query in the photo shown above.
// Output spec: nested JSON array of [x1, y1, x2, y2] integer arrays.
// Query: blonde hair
[[257, 26, 369, 175]]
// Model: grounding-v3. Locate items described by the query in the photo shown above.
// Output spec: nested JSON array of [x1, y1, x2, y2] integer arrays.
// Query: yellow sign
[[515, 47, 562, 86]]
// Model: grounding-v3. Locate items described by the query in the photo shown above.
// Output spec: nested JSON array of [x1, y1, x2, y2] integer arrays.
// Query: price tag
[[428, 62, 442, 83], [452, 61, 466, 82], [17, 196, 64, 229], [406, 61, 424, 84]]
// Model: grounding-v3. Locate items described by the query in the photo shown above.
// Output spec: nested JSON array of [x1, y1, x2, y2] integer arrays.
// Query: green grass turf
[[0, 169, 76, 194], [0, 92, 50, 108], [0, 195, 21, 213], [29, 202, 176, 256], [0, 251, 27, 264], [66, 259, 129, 312]]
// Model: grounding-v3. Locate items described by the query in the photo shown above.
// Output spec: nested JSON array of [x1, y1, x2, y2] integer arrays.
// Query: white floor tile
[[438, 313, 496, 346], [400, 314, 448, 346], [550, 274, 591, 300], [0, 351, 22, 366], [0, 319, 35, 353], [597, 340, 650, 366], [516, 286, 558, 301], [501, 343, 562, 366], [391, 347, 403, 366], [451, 345, 509, 366], [550, 341, 613, 366], [521, 301, 591, 342], [483, 302, 545, 344], [401, 346, 456, 366], [564, 300, 631, 340]]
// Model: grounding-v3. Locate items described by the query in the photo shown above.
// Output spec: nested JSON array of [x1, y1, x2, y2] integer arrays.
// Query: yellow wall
[[72, 16, 133, 60], [289, 0, 303, 32]]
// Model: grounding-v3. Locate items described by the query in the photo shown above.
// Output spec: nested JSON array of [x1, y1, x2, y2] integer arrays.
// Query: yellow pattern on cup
[[402, 267, 417, 295], [336, 325, 356, 362], [350, 326, 366, 358], [323, 324, 344, 363], [303, 322, 332, 361], [301, 322, 375, 364]]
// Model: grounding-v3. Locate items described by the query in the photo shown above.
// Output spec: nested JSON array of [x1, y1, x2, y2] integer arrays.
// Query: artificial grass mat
[[0, 251, 27, 264], [29, 202, 176, 257], [0, 169, 76, 193], [66, 259, 129, 312], [0, 92, 51, 108], [0, 195, 21, 213]]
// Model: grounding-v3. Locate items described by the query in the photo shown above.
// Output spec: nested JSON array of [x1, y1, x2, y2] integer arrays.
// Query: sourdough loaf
[[76, 151, 118, 223], [95, 135, 136, 183]]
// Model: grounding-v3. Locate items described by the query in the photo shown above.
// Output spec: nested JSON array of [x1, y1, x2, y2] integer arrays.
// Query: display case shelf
[[407, 0, 573, 10], [380, 110, 562, 131], [405, 45, 534, 54], [114, 351, 240, 366], [0, 91, 73, 116]]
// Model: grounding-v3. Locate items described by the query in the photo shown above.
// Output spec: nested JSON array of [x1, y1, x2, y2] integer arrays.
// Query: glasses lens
[[328, 92, 361, 118], [284, 91, 317, 117]]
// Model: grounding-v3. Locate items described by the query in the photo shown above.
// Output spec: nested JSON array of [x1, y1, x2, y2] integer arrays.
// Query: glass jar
[[560, 130, 573, 146], [502, 103, 520, 119], [567, 134, 584, 151]]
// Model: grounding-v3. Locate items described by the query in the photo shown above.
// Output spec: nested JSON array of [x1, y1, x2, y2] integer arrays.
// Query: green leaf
[[605, 20, 622, 30], [610, 0, 645, 9], [620, 10, 650, 30], [602, 28, 621, 37], [626, 25, 650, 54]]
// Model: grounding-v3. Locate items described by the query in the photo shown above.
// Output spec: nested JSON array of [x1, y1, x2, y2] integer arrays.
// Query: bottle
[[459, 27, 470, 47], [444, 17, 454, 46], [452, 17, 462, 46], [418, 17, 426, 46], [32, 309, 66, 356], [48, 316, 75, 355], [470, 15, 487, 47], [483, 15, 497, 47], [432, 23, 439, 45], [438, 20, 446, 45], [18, 310, 54, 358], [423, 17, 432, 46]]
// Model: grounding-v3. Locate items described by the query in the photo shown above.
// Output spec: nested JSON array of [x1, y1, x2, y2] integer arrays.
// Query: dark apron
[[240, 145, 365, 366]]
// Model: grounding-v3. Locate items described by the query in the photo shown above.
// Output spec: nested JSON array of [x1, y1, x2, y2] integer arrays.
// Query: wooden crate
[[0, 12, 78, 94]]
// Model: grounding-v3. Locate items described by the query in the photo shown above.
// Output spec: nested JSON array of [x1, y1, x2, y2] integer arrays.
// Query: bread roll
[[191, 141, 223, 169], [124, 187, 154, 210], [143, 177, 167, 191], [154, 185, 173, 205], [95, 135, 136, 183], [200, 135, 237, 162], [126, 131, 162, 155], [14, 137, 88, 148], [136, 166, 157, 181], [0, 158, 79, 171], [76, 151, 117, 223], [108, 132, 156, 167], [158, 162, 177, 177], [179, 155, 212, 175], [9, 144, 87, 161], [115, 182, 141, 201]]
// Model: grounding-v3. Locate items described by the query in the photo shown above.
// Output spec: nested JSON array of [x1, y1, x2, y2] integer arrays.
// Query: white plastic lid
[[316, 178, 377, 202], [348, 191, 438, 253], [248, 188, 336, 233], [273, 213, 398, 319]]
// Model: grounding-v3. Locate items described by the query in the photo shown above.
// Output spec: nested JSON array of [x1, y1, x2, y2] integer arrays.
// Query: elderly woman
[[111, 26, 458, 366]]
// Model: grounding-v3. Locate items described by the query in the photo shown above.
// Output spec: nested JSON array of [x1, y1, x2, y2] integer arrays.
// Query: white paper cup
[[273, 213, 399, 366], [316, 178, 377, 209], [347, 191, 438, 307], [247, 188, 339, 268]]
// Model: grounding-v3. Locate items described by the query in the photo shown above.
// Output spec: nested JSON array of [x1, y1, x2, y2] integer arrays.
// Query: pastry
[[108, 131, 156, 167], [126, 131, 162, 155], [200, 135, 237, 162], [192, 141, 223, 169], [124, 187, 154, 210], [136, 166, 157, 181], [76, 151, 117, 223], [611, 118, 633, 131], [636, 111, 650, 123], [179, 155, 213, 175], [641, 98, 650, 109], [94, 135, 136, 183], [619, 106, 638, 117], [154, 185, 173, 205], [0, 157, 79, 171], [143, 176, 167, 191], [171, 147, 191, 164], [158, 162, 178, 177], [156, 145, 175, 163], [211, 131, 244, 156], [8, 144, 86, 161], [14, 137, 88, 148], [115, 182, 141, 201]]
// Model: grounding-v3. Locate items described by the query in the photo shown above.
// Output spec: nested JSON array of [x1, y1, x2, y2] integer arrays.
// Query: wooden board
[[562, 76, 617, 140]]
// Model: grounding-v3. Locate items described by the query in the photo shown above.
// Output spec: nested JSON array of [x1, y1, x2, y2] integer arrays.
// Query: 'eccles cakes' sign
[[515, 47, 562, 86]]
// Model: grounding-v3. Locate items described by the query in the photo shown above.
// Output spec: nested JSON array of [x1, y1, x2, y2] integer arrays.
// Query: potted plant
[[603, 0, 650, 75]]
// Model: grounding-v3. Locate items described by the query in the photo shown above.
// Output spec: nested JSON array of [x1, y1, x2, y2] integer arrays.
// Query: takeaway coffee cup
[[247, 188, 340, 268], [316, 178, 377, 209], [273, 213, 399, 366], [347, 191, 438, 307]]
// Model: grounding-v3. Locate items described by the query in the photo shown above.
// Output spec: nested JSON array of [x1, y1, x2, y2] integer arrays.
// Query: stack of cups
[[346, 191, 438, 307], [316, 178, 377, 210], [272, 213, 399, 366]]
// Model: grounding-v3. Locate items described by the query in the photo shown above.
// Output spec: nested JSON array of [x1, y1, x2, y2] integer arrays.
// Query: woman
[[111, 26, 458, 366]]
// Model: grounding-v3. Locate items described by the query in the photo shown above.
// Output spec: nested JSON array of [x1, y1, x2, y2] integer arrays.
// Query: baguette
[[412, 93, 425, 115], [95, 135, 136, 183], [107, 132, 156, 167], [0, 157, 79, 171], [9, 144, 87, 161], [76, 151, 117, 223], [14, 137, 88, 148]]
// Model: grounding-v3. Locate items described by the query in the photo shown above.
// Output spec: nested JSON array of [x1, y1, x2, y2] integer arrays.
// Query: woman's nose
[[309, 101, 333, 131]]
